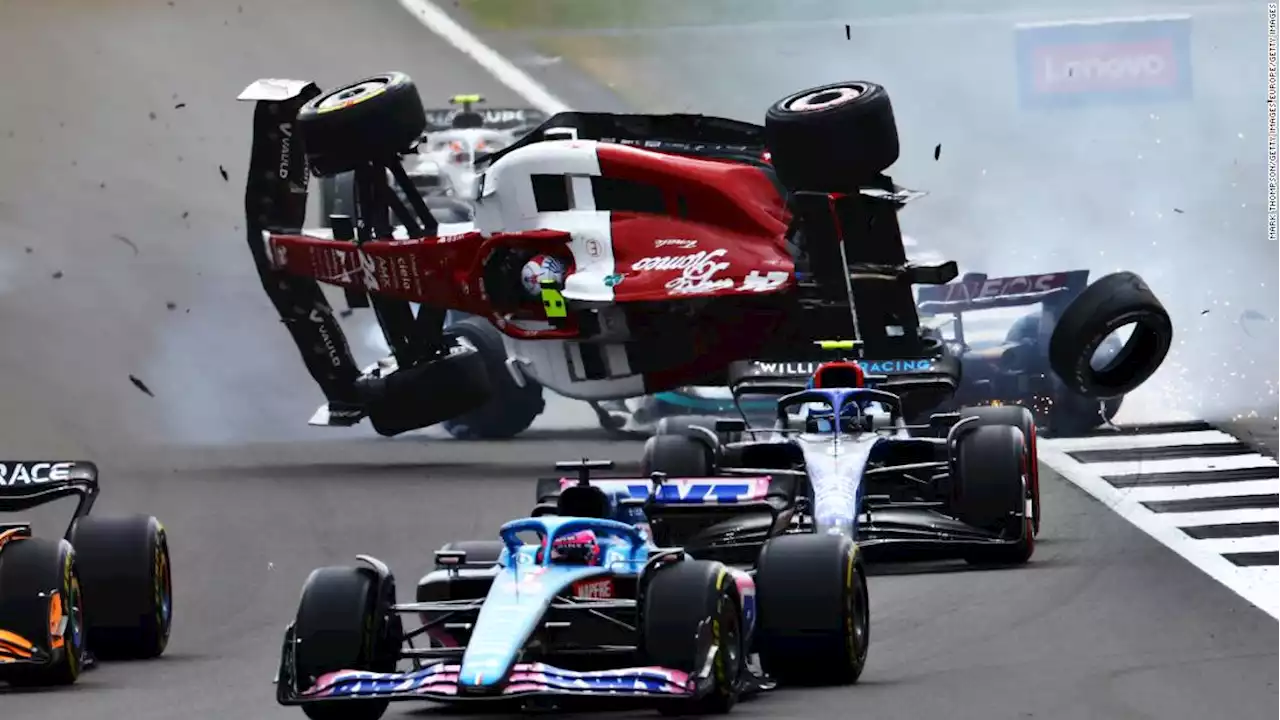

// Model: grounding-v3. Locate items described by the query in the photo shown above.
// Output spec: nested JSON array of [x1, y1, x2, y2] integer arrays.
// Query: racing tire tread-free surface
[[641, 434, 713, 478], [754, 533, 868, 686], [298, 72, 428, 177], [953, 425, 1034, 566], [69, 515, 172, 661], [362, 336, 494, 437], [763, 81, 900, 192], [1048, 271, 1173, 399], [641, 559, 742, 714], [439, 317, 545, 440], [0, 537, 84, 687], [292, 566, 397, 720], [959, 406, 1041, 536]]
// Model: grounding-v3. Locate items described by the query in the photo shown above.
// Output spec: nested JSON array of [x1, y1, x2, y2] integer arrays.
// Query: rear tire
[[764, 81, 900, 192], [642, 434, 713, 479], [0, 537, 84, 686], [298, 72, 427, 177], [959, 406, 1041, 536], [70, 515, 172, 660], [1049, 272, 1172, 399], [755, 534, 868, 686], [642, 560, 742, 714], [293, 567, 398, 720], [953, 426, 1034, 565], [439, 317, 544, 440]]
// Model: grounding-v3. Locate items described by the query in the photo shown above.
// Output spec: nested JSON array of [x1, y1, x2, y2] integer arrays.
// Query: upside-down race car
[[236, 72, 1171, 439], [630, 352, 1042, 561], [0, 462, 172, 687], [275, 461, 867, 719]]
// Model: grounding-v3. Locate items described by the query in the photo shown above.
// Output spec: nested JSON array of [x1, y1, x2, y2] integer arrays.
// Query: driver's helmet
[[805, 361, 867, 431], [539, 529, 602, 565]]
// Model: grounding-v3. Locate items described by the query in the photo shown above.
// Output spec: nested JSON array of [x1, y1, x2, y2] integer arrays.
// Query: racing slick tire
[[763, 81, 900, 192], [754, 534, 868, 686], [953, 425, 1034, 566], [361, 334, 494, 437], [0, 537, 85, 686], [959, 406, 1041, 536], [439, 316, 545, 440], [641, 434, 713, 479], [298, 72, 427, 177], [292, 566, 400, 720], [1049, 272, 1172, 399], [655, 414, 728, 452], [641, 559, 744, 714], [68, 515, 172, 660]]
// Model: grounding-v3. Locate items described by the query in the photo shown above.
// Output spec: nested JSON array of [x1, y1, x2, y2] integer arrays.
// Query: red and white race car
[[236, 73, 1172, 437]]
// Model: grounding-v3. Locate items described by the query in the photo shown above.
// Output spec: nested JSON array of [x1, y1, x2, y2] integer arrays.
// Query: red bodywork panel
[[265, 143, 797, 341]]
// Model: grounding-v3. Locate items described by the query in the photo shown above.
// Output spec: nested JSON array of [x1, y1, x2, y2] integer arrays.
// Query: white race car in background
[[317, 94, 547, 226]]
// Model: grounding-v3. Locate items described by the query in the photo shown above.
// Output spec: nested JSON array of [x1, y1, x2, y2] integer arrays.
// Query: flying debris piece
[[129, 375, 155, 398]]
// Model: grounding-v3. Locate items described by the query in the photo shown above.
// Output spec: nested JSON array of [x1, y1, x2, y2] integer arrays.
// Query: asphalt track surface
[[0, 2, 1275, 720]]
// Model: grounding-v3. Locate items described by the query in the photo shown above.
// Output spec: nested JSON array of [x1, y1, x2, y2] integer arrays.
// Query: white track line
[[1046, 430, 1240, 452], [396, 0, 569, 114], [1079, 453, 1278, 478], [395, 0, 1279, 618]]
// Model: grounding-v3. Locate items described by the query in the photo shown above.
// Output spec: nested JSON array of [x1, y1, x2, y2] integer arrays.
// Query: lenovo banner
[[1015, 15, 1193, 109]]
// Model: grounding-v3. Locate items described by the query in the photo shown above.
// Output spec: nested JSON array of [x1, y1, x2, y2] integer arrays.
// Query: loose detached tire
[[1049, 272, 1172, 399], [763, 81, 900, 193], [298, 72, 427, 177]]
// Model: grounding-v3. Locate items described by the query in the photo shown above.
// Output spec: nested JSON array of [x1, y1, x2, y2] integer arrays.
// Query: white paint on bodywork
[[795, 433, 881, 534]]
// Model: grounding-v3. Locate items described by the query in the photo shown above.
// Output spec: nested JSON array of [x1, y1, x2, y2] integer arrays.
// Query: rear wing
[[0, 462, 100, 537], [422, 107, 548, 135], [726, 356, 961, 407], [916, 270, 1090, 316]]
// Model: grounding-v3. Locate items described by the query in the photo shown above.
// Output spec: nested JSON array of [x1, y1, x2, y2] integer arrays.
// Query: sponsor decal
[[0, 462, 76, 487], [1015, 16, 1192, 108], [926, 272, 1065, 304], [603, 273, 624, 287], [572, 578, 615, 599], [632, 249, 733, 296], [654, 238, 697, 249], [739, 269, 789, 292], [750, 359, 938, 376], [585, 238, 602, 258]]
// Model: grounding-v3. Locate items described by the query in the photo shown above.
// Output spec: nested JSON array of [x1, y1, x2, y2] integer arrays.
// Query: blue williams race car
[[275, 460, 869, 719], [633, 357, 1041, 560]]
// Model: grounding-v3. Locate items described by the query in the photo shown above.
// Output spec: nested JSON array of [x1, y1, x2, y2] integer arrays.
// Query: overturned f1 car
[[236, 72, 1171, 439]]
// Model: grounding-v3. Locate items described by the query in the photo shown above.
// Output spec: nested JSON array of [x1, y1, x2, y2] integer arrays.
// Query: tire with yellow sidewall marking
[[69, 515, 172, 660], [641, 559, 743, 714], [0, 537, 85, 686], [298, 72, 427, 177], [755, 533, 869, 685]]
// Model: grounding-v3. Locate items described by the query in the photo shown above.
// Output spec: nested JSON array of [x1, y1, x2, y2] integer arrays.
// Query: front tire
[[642, 560, 743, 714], [959, 405, 1041, 536], [953, 425, 1034, 566], [293, 567, 399, 720], [755, 534, 868, 686], [298, 73, 427, 177], [0, 537, 85, 686], [641, 434, 713, 478]]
